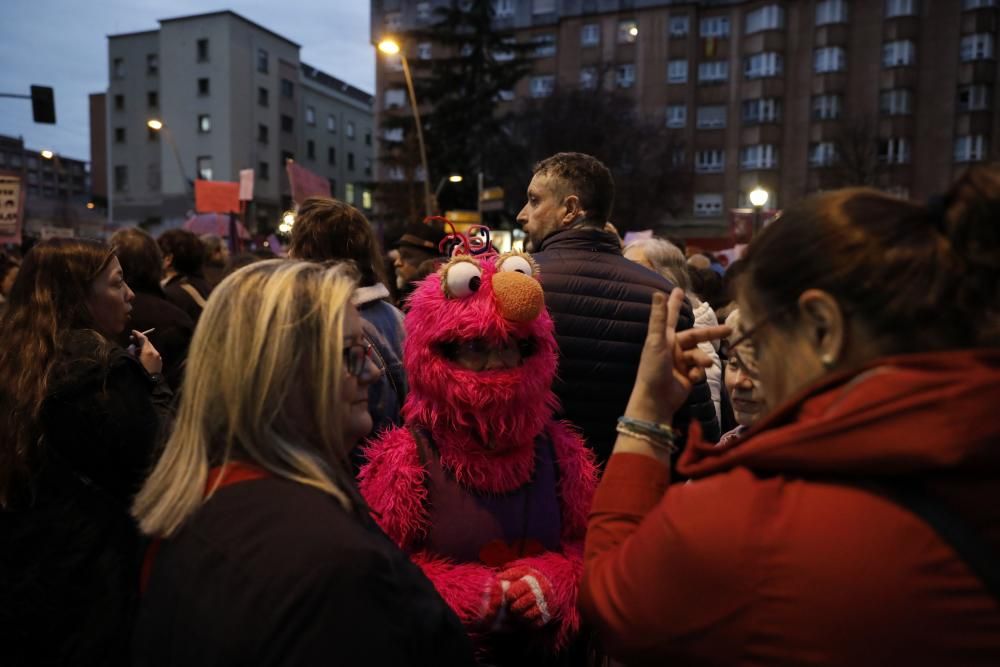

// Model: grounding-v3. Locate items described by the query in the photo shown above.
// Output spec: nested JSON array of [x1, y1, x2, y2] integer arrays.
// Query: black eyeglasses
[[727, 314, 778, 380], [343, 341, 375, 377], [436, 337, 536, 371]]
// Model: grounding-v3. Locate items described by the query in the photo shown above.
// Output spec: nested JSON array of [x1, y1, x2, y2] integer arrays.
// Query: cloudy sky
[[0, 0, 374, 161]]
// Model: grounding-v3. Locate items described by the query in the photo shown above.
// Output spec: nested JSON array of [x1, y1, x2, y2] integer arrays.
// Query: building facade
[[371, 0, 1000, 229], [92, 10, 374, 231]]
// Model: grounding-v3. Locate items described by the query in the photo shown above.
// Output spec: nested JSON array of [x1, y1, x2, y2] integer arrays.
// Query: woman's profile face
[[87, 256, 134, 338], [338, 305, 380, 448]]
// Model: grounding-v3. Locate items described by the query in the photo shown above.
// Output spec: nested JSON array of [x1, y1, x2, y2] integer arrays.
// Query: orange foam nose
[[492, 271, 544, 323]]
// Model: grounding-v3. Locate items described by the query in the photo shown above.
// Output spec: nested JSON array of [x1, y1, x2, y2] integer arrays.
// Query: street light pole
[[148, 119, 192, 195], [748, 186, 769, 238]]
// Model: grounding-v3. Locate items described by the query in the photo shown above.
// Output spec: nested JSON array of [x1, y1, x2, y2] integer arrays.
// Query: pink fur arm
[[412, 551, 501, 629], [504, 542, 584, 649], [549, 420, 599, 540], [357, 426, 429, 550]]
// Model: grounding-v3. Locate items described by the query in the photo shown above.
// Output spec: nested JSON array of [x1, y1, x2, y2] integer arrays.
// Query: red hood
[[678, 348, 1000, 479]]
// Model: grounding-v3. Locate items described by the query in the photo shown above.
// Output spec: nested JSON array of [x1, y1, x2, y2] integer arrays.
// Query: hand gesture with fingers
[[626, 289, 731, 424]]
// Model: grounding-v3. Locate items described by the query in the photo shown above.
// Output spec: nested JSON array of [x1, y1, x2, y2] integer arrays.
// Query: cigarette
[[140, 328, 155, 336]]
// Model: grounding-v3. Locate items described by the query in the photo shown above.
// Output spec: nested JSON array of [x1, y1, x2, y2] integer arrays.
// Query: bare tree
[[830, 115, 884, 187]]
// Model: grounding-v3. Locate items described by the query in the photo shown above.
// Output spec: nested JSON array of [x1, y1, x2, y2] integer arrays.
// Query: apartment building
[[371, 0, 1000, 227], [92, 10, 374, 230]]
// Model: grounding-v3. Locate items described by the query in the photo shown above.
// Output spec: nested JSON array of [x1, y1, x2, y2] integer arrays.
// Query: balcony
[[956, 110, 995, 135], [742, 31, 786, 55], [741, 124, 783, 145], [741, 78, 784, 99], [958, 60, 997, 84], [812, 72, 848, 95], [961, 9, 998, 34], [814, 24, 850, 48], [882, 16, 920, 42]]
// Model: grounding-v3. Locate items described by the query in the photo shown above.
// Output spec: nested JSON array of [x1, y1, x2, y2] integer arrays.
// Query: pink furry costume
[[359, 233, 597, 662]]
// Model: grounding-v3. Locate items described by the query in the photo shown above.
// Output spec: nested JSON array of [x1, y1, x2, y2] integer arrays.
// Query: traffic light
[[30, 86, 55, 124]]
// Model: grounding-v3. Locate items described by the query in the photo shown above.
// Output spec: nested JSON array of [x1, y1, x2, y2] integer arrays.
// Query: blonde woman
[[132, 261, 473, 666]]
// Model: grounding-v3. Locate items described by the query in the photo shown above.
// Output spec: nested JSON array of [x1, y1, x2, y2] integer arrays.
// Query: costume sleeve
[[549, 420, 599, 540], [411, 551, 502, 629], [502, 542, 584, 649], [580, 453, 761, 661], [358, 426, 430, 550]]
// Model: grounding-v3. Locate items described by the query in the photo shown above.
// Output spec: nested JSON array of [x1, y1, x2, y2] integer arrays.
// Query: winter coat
[[531, 226, 720, 463], [2, 330, 172, 667], [162, 273, 212, 323], [582, 349, 1000, 665], [126, 287, 195, 391], [691, 297, 723, 423], [353, 284, 407, 440], [134, 469, 475, 667]]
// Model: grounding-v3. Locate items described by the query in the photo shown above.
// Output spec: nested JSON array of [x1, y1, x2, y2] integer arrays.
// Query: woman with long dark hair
[[0, 238, 171, 666]]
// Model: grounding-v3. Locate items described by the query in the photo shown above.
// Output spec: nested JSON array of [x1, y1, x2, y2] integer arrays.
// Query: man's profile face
[[516, 172, 569, 249], [395, 246, 433, 287]]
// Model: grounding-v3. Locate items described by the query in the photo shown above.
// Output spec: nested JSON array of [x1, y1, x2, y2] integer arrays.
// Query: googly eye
[[444, 260, 483, 298], [497, 254, 535, 277]]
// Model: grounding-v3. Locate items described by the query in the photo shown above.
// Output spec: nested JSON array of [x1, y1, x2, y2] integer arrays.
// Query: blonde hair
[[133, 260, 357, 537]]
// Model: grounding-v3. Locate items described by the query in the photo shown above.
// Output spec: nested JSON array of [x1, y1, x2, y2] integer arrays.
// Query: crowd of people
[[1, 151, 998, 666]]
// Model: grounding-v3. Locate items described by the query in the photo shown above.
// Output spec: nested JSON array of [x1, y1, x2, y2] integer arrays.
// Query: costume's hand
[[626, 289, 730, 423], [498, 566, 555, 628], [479, 578, 510, 631]]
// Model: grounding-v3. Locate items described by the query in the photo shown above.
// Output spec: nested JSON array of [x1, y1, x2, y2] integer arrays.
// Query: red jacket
[[581, 349, 1000, 665]]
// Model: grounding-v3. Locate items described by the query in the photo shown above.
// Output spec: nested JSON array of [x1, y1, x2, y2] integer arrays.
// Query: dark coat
[[532, 227, 721, 464], [1, 330, 172, 667], [127, 287, 195, 391], [162, 273, 212, 323], [134, 476, 475, 667]]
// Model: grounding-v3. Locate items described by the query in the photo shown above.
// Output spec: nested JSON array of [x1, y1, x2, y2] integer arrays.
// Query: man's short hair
[[532, 152, 614, 225], [157, 228, 206, 276]]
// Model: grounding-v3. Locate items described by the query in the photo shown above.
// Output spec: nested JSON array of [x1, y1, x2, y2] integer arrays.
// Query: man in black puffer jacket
[[517, 152, 720, 465]]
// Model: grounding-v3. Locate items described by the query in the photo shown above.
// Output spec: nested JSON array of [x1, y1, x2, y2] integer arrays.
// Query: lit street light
[[378, 36, 432, 218], [147, 118, 192, 193], [40, 149, 54, 159], [435, 173, 463, 198], [749, 187, 769, 237]]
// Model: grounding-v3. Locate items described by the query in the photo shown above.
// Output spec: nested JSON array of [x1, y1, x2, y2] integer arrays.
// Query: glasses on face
[[343, 341, 375, 377], [728, 315, 777, 379], [437, 337, 536, 371]]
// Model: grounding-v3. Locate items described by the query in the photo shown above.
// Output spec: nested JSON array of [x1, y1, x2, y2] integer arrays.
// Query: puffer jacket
[[532, 226, 720, 464], [691, 297, 723, 423]]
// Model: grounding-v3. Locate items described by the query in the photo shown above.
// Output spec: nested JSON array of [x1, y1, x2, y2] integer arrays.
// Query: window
[[958, 84, 991, 111], [530, 75, 555, 98], [883, 40, 915, 67], [581, 24, 600, 47], [810, 142, 837, 166], [259, 161, 269, 181], [694, 194, 723, 217], [814, 47, 846, 73], [258, 87, 269, 107], [328, 147, 336, 165], [384, 127, 403, 143], [533, 34, 556, 58], [198, 78, 210, 96], [533, 0, 556, 14], [666, 105, 687, 128], [257, 48, 269, 73], [964, 0, 997, 7], [384, 88, 407, 110], [147, 91, 158, 108], [365, 129, 372, 146], [258, 124, 269, 144], [329, 178, 337, 195], [418, 1, 433, 20], [113, 57, 125, 79], [362, 189, 372, 209], [741, 144, 778, 169], [146, 53, 158, 76], [696, 105, 727, 129], [667, 59, 688, 83], [880, 89, 913, 115], [616, 64, 636, 88], [669, 15, 689, 37], [281, 78, 294, 98], [700, 16, 730, 37], [885, 0, 916, 17], [197, 156, 213, 181], [346, 121, 355, 139], [745, 52, 783, 78], [197, 38, 209, 62], [961, 34, 995, 61], [580, 67, 599, 90], [497, 89, 515, 101], [695, 149, 725, 173], [816, 0, 848, 25], [742, 98, 781, 124], [385, 12, 402, 30], [114, 165, 128, 192], [698, 60, 729, 83], [618, 20, 639, 44], [306, 106, 316, 126], [281, 151, 294, 165], [365, 158, 373, 176], [345, 182, 356, 204], [114, 94, 124, 111], [198, 114, 211, 133], [955, 135, 987, 162], [879, 137, 911, 164], [418, 42, 432, 60], [746, 5, 784, 34], [114, 127, 126, 143], [813, 94, 842, 120], [307, 140, 315, 160], [327, 114, 337, 132], [281, 114, 294, 132]]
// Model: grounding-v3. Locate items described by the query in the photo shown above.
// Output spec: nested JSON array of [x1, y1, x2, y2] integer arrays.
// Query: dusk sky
[[0, 0, 375, 162]]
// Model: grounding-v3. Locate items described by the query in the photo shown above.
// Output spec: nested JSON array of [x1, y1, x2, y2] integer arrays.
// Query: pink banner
[[286, 160, 331, 205]]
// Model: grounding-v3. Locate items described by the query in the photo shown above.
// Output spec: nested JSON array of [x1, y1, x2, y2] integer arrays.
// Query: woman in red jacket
[[581, 166, 1000, 665]]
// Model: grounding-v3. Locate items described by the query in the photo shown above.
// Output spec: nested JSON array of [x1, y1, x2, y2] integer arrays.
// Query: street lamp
[[40, 149, 54, 159], [434, 173, 463, 198], [749, 186, 769, 237], [378, 36, 432, 218], [147, 118, 192, 193]]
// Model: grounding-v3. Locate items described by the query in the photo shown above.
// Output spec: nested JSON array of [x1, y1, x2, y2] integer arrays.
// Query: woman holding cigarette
[[0, 238, 172, 667]]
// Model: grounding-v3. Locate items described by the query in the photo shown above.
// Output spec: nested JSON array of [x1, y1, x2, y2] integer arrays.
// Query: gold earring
[[821, 354, 836, 368]]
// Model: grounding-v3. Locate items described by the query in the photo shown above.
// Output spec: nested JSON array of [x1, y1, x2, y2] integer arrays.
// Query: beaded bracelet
[[615, 423, 679, 454], [617, 416, 678, 442]]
